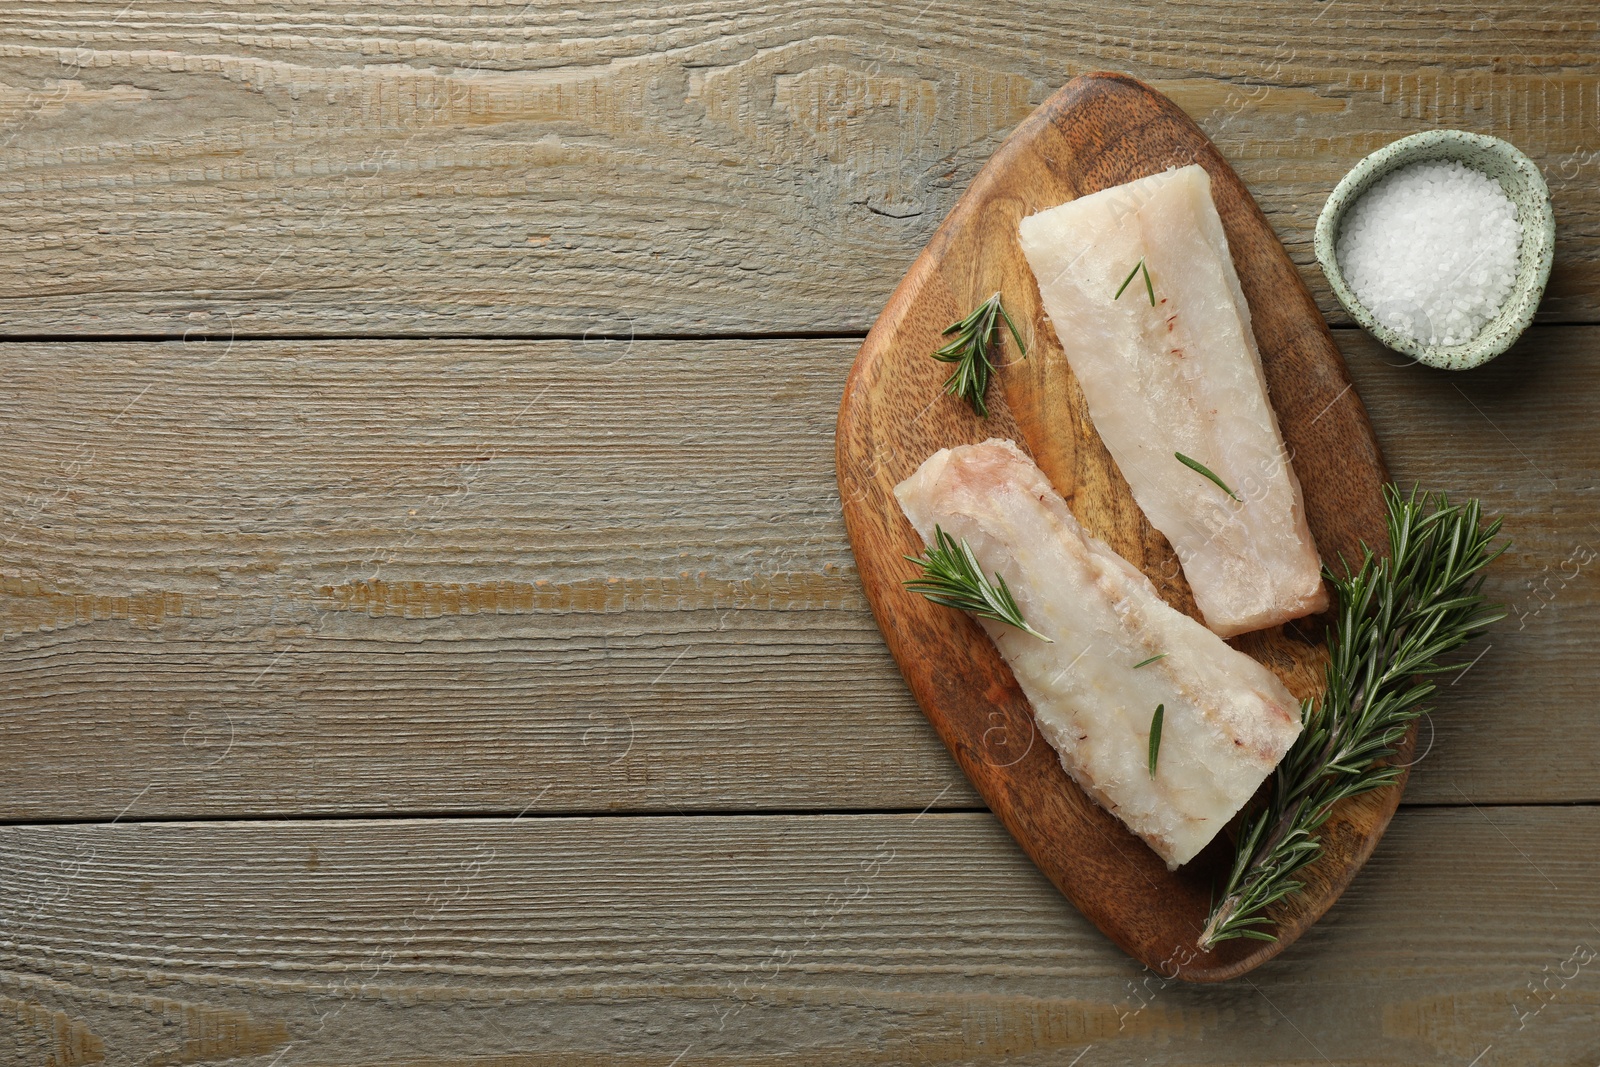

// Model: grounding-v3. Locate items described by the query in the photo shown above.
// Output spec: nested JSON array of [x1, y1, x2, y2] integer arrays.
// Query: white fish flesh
[[895, 439, 1302, 869], [1017, 164, 1327, 637]]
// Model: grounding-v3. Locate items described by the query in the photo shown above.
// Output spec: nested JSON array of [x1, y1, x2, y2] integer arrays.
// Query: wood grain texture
[[1, 808, 1597, 1065], [0, 1, 1595, 335], [837, 73, 1392, 981], [1, 331, 1595, 823]]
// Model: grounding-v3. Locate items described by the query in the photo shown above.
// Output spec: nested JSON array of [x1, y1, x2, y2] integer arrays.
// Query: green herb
[[1176, 452, 1241, 502], [1132, 653, 1167, 669], [1116, 257, 1156, 306], [904, 525, 1050, 641], [1198, 485, 1506, 949], [929, 292, 1027, 418], [1148, 704, 1165, 777]]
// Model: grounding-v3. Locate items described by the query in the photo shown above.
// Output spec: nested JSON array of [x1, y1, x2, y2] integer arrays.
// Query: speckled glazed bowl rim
[[1313, 130, 1555, 370]]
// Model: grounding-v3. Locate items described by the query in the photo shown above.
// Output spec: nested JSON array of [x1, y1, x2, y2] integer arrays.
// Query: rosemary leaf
[[1115, 258, 1144, 300], [1132, 653, 1167, 669], [929, 292, 1028, 417], [904, 525, 1050, 642], [1175, 451, 1241, 502], [1148, 704, 1165, 778], [1197, 485, 1506, 950]]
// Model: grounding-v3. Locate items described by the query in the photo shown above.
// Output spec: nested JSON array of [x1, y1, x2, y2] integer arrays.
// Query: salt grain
[[1335, 159, 1523, 346]]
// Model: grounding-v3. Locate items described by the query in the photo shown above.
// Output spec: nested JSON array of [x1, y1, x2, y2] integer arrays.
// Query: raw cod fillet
[[895, 439, 1302, 869], [1017, 164, 1327, 637]]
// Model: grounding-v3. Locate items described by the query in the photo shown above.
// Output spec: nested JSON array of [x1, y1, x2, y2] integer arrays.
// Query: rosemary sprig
[[1148, 704, 1165, 778], [1133, 653, 1167, 669], [904, 525, 1050, 641], [930, 292, 1028, 417], [1198, 485, 1506, 949], [1176, 452, 1241, 502], [1116, 257, 1156, 306]]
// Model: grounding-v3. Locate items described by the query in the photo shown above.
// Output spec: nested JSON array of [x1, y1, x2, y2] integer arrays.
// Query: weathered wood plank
[[1, 808, 1596, 1064], [0, 336, 978, 817], [0, 333, 1593, 820], [0, 1, 1594, 334], [1346, 328, 1600, 806]]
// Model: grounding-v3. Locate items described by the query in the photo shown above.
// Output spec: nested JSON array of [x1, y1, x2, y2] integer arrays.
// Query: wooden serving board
[[836, 73, 1402, 982]]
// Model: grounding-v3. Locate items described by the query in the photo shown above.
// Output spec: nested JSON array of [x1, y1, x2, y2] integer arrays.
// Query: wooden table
[[1, 4, 1595, 1063]]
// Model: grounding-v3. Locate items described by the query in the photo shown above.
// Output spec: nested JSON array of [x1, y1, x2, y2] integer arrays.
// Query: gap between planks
[[0, 799, 1594, 831], [0, 323, 1594, 344]]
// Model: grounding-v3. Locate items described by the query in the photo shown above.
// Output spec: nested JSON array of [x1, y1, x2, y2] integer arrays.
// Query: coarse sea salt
[[1335, 159, 1523, 346]]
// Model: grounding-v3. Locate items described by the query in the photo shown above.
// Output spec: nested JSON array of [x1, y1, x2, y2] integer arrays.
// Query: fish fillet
[[895, 439, 1302, 868], [1018, 164, 1327, 637]]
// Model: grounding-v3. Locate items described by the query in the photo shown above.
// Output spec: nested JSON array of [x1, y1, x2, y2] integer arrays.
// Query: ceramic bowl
[[1313, 129, 1554, 370]]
